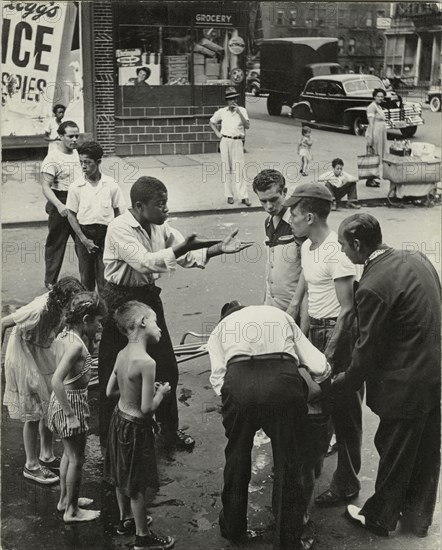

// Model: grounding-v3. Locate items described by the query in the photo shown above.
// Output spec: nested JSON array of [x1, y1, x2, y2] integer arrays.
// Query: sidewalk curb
[[2, 198, 396, 229]]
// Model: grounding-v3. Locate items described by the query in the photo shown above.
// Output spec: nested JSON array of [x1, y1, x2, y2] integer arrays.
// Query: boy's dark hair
[[53, 104, 65, 114], [372, 88, 386, 98], [77, 141, 104, 162], [130, 176, 167, 206], [301, 126, 311, 135], [114, 300, 155, 336], [64, 291, 107, 326], [252, 169, 286, 194], [332, 158, 344, 168], [58, 120, 79, 136], [296, 197, 331, 219], [340, 213, 383, 249]]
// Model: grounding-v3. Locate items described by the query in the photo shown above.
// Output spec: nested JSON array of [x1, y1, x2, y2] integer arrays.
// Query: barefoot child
[[44, 104, 66, 152], [298, 126, 313, 176], [2, 276, 84, 485], [104, 301, 175, 550], [48, 291, 106, 523]]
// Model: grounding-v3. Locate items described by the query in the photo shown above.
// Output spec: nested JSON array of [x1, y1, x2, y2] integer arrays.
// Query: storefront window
[[193, 27, 241, 85]]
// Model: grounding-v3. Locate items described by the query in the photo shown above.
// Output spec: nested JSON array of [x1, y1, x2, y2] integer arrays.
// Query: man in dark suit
[[334, 213, 441, 538]]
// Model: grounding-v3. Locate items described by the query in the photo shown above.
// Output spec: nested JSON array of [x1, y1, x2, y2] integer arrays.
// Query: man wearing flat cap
[[210, 87, 251, 206], [207, 301, 331, 550], [286, 184, 363, 509]]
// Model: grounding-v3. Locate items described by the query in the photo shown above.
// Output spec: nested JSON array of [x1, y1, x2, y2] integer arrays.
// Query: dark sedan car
[[291, 75, 424, 138]]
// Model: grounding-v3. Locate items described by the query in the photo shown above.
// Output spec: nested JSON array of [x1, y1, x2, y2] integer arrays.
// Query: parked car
[[246, 69, 260, 96], [291, 75, 424, 138], [426, 86, 441, 112]]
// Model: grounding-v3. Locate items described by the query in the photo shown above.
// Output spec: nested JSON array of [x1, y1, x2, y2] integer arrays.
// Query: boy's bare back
[[115, 346, 156, 419]]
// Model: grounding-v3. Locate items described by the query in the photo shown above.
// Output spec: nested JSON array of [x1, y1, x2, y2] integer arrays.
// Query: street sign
[[376, 17, 391, 29]]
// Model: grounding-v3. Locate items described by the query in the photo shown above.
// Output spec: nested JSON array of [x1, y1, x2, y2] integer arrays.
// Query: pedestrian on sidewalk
[[286, 184, 363, 509], [207, 301, 331, 550], [41, 120, 82, 290], [1, 276, 84, 485], [318, 158, 361, 210], [104, 301, 174, 550], [49, 291, 106, 523], [209, 87, 251, 206], [66, 141, 125, 295], [335, 214, 441, 538], [98, 176, 253, 451], [365, 89, 387, 187], [44, 104, 65, 153], [298, 126, 313, 176]]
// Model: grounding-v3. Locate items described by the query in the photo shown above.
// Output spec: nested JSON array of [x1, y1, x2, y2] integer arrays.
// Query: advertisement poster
[[1, 1, 84, 137]]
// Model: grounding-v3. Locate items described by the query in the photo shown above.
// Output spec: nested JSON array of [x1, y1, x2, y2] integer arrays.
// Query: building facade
[[259, 2, 391, 75], [2, 1, 251, 156], [384, 2, 441, 87]]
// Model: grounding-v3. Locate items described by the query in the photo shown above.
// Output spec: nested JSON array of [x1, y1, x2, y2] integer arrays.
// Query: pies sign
[[228, 36, 245, 55]]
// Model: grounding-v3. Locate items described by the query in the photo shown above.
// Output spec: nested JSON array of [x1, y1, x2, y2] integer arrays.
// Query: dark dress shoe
[[296, 537, 316, 550], [242, 198, 252, 206], [315, 489, 359, 507], [227, 197, 234, 204]]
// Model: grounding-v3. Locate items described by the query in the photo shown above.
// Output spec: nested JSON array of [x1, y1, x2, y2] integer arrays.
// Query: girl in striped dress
[[48, 291, 106, 523]]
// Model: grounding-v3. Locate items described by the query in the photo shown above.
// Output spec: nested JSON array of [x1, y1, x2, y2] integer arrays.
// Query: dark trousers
[[309, 318, 362, 497], [98, 282, 179, 447], [361, 406, 441, 532], [44, 191, 76, 285], [220, 356, 308, 550], [325, 181, 358, 202], [74, 224, 107, 294]]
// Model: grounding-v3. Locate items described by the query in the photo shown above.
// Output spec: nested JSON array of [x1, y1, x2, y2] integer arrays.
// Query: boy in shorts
[[104, 301, 175, 550]]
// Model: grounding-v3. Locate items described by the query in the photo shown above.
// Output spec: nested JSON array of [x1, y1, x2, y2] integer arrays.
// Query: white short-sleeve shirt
[[210, 106, 249, 137], [66, 174, 126, 225], [41, 149, 81, 192], [301, 231, 357, 319]]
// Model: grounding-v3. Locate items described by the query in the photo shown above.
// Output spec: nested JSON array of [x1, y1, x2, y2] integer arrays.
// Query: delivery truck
[[260, 37, 341, 115]]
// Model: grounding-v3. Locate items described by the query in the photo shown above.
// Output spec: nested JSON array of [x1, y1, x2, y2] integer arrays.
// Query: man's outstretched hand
[[208, 228, 254, 257]]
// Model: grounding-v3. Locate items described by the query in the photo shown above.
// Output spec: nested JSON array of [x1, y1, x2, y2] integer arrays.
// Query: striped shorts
[[47, 388, 90, 438]]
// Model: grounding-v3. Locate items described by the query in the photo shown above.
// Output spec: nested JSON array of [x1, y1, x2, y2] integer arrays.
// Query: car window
[[326, 82, 344, 96], [304, 81, 318, 94], [344, 78, 385, 95], [315, 81, 328, 95]]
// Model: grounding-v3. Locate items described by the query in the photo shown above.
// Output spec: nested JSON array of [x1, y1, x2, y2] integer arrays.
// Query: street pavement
[[2, 209, 441, 550], [2, 97, 441, 226]]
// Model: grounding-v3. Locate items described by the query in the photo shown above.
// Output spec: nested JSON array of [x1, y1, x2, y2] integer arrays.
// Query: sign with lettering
[[194, 13, 235, 26], [2, 1, 83, 137], [376, 17, 391, 29]]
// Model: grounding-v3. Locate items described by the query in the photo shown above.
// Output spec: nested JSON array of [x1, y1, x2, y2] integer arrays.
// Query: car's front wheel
[[430, 95, 441, 112], [400, 126, 417, 138], [352, 116, 366, 136]]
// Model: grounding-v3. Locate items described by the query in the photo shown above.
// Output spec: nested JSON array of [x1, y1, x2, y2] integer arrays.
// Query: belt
[[80, 223, 108, 230], [227, 352, 297, 368], [222, 134, 243, 140], [309, 316, 337, 328]]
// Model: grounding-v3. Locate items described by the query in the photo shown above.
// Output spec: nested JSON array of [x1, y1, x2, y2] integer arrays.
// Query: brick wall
[[115, 105, 220, 156], [93, 3, 115, 155]]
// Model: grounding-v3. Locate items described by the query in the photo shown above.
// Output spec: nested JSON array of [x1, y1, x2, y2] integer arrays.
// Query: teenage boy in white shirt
[[67, 141, 125, 295]]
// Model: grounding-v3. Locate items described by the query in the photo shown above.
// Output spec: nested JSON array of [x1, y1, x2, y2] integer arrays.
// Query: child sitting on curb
[[318, 158, 361, 210]]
